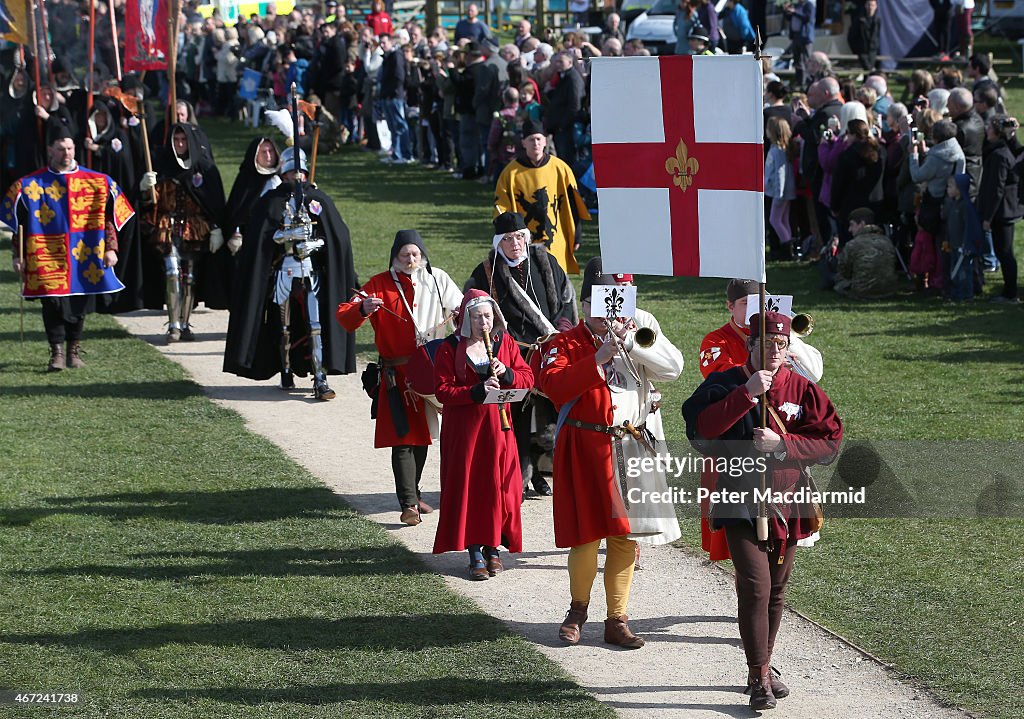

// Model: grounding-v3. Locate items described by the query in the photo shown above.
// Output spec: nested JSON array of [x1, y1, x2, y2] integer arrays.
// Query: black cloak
[[86, 96, 144, 314], [142, 122, 229, 309], [215, 136, 280, 306], [223, 181, 358, 380]]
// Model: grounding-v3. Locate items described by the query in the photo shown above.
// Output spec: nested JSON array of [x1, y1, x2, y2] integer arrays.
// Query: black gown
[[223, 181, 358, 380], [142, 122, 228, 310]]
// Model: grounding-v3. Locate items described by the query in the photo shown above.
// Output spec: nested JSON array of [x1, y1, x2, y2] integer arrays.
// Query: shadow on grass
[[0, 487, 348, 526], [9, 546, 430, 581], [2, 613, 507, 653], [0, 380, 204, 400], [129, 677, 597, 707]]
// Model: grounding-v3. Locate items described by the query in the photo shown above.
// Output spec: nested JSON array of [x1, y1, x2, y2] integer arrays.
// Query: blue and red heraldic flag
[[2, 168, 135, 298], [590, 55, 765, 282]]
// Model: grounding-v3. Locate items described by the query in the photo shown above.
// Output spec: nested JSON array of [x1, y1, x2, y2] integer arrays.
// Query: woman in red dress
[[432, 290, 534, 580]]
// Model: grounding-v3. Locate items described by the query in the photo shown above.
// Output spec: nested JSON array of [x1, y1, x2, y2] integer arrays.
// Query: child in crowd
[[943, 173, 984, 300], [765, 116, 797, 260]]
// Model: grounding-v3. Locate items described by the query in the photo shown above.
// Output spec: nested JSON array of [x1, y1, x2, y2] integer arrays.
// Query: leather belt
[[565, 418, 645, 439], [380, 356, 411, 367]]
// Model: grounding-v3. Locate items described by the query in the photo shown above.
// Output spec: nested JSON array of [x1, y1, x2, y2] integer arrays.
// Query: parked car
[[624, 0, 678, 55], [619, 0, 655, 28]]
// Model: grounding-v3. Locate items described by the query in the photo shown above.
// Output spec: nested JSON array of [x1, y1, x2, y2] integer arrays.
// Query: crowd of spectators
[[762, 49, 1020, 304], [5, 0, 1020, 304]]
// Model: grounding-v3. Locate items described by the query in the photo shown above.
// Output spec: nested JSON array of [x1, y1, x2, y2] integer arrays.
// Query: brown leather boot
[[744, 665, 789, 699], [747, 665, 778, 710], [603, 614, 645, 649], [66, 341, 84, 369], [47, 343, 65, 372], [558, 601, 588, 645], [768, 666, 789, 698]]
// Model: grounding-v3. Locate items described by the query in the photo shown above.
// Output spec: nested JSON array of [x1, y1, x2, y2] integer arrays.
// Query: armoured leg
[[179, 255, 195, 340], [306, 276, 334, 400], [164, 250, 182, 341], [278, 286, 293, 388]]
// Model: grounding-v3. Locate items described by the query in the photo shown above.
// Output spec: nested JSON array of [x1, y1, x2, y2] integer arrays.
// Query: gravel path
[[116, 308, 969, 719]]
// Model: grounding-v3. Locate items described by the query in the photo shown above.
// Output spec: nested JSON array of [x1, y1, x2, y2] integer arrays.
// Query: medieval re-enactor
[[697, 278, 824, 561], [432, 290, 534, 579], [336, 230, 463, 526], [84, 95, 144, 313], [215, 136, 282, 300], [140, 122, 227, 341], [493, 118, 591, 275], [2, 127, 134, 370], [538, 258, 684, 650], [224, 147, 357, 400], [465, 211, 576, 497], [683, 311, 842, 710]]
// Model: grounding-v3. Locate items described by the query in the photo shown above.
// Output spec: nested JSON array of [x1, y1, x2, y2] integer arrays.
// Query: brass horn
[[791, 313, 815, 337], [635, 326, 657, 348]]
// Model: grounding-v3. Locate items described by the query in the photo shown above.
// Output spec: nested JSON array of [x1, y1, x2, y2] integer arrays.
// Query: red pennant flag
[[124, 0, 169, 72]]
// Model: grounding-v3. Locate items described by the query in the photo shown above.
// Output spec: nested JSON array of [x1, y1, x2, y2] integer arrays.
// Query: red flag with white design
[[124, 0, 169, 72], [591, 55, 765, 282]]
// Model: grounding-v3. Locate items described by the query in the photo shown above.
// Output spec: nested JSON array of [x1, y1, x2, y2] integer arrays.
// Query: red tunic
[[699, 318, 749, 379], [336, 271, 432, 448], [694, 364, 843, 542], [432, 331, 534, 554], [538, 322, 632, 548], [697, 319, 750, 560]]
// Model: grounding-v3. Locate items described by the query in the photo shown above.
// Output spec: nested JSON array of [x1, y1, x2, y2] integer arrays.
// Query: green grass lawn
[[0, 198, 612, 716], [188, 112, 1024, 718], [3, 93, 1024, 719]]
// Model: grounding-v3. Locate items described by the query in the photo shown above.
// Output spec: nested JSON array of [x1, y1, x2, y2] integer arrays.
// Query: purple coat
[[817, 135, 851, 209]]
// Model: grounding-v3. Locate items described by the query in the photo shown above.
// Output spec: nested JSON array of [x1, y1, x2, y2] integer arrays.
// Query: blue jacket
[[722, 3, 756, 46]]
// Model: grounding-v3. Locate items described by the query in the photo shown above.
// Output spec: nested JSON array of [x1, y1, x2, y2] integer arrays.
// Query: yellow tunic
[[493, 153, 591, 275]]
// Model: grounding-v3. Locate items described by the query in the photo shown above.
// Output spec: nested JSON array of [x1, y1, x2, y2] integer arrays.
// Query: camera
[[822, 128, 834, 141], [912, 129, 924, 143]]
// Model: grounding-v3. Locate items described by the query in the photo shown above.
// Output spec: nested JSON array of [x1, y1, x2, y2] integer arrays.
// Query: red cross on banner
[[590, 55, 765, 282]]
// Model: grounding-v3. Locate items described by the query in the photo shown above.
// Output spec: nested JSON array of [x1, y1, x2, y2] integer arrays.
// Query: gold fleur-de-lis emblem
[[83, 262, 105, 285], [93, 239, 106, 257], [45, 182, 66, 202], [73, 239, 91, 263], [665, 139, 699, 192], [34, 203, 55, 226], [23, 180, 43, 201]]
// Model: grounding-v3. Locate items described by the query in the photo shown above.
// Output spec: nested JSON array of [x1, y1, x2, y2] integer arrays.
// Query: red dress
[[336, 271, 432, 448], [538, 322, 632, 548], [432, 330, 534, 554], [697, 319, 751, 560]]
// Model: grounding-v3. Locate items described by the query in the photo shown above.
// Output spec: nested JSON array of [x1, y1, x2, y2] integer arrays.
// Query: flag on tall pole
[[0, 0, 30, 44], [590, 55, 765, 282], [124, 0, 169, 71]]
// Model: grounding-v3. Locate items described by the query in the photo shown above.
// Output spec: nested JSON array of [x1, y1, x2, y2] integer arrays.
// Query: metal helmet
[[278, 146, 308, 175]]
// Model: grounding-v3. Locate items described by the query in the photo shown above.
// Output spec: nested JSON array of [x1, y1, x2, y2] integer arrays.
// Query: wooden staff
[[309, 105, 322, 184], [483, 328, 511, 431], [755, 283, 769, 542], [37, 0, 53, 86], [165, 0, 179, 145], [27, 0, 43, 146], [18, 227, 25, 343], [140, 111, 157, 207], [108, 0, 121, 81], [86, 0, 96, 166]]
